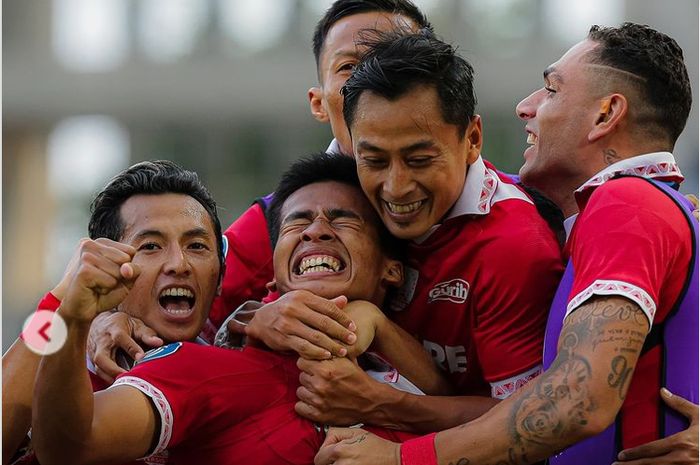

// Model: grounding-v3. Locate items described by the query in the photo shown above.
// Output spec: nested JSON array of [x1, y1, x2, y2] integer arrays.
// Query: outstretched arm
[[32, 238, 158, 465], [315, 295, 650, 464]]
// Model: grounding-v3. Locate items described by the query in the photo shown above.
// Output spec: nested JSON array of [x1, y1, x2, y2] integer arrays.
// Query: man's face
[[351, 85, 481, 240], [516, 39, 602, 192], [273, 181, 400, 305], [309, 12, 417, 155], [118, 193, 221, 343]]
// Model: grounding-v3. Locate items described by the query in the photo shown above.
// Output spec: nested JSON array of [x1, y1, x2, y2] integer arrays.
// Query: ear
[[216, 263, 226, 296], [381, 259, 404, 289], [588, 94, 627, 142], [464, 115, 483, 165], [308, 87, 329, 123]]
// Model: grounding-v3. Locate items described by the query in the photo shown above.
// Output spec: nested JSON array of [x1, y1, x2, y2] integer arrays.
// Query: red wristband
[[400, 433, 438, 465], [37, 292, 61, 312], [19, 292, 61, 341]]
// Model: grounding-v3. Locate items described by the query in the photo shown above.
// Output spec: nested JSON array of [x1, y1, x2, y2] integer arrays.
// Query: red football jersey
[[114, 343, 416, 464], [389, 157, 564, 398], [565, 152, 691, 448]]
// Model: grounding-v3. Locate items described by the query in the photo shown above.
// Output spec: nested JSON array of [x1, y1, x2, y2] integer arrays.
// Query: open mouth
[[158, 287, 196, 316], [384, 200, 424, 215], [294, 254, 345, 276]]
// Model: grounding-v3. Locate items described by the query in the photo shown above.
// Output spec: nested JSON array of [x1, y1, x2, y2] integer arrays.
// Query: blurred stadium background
[[3, 0, 698, 350]]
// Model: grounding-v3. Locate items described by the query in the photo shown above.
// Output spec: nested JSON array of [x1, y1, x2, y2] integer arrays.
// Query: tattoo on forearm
[[603, 149, 621, 165], [504, 297, 646, 463], [607, 356, 633, 400]]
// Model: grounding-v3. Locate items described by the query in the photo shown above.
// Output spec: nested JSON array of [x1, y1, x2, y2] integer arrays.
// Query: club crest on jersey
[[136, 342, 183, 365], [428, 279, 469, 304]]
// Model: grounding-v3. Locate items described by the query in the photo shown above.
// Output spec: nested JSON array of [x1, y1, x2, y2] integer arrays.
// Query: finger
[[288, 335, 333, 360], [308, 296, 355, 333], [294, 326, 349, 358], [227, 319, 247, 336], [93, 237, 137, 257], [314, 442, 339, 465], [93, 364, 116, 385], [113, 331, 146, 362], [295, 400, 324, 422], [298, 371, 315, 389], [685, 194, 698, 208], [131, 319, 164, 350], [661, 387, 699, 422], [296, 385, 320, 406], [616, 437, 672, 461], [92, 351, 125, 383]]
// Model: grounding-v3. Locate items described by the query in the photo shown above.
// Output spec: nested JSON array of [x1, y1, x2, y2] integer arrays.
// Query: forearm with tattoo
[[438, 296, 648, 465]]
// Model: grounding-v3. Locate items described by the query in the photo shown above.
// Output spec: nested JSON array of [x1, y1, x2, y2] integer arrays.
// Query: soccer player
[[3, 160, 225, 465], [314, 23, 698, 465], [31, 153, 467, 465]]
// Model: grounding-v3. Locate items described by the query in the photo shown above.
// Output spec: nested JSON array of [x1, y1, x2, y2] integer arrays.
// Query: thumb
[[331, 295, 348, 309], [661, 387, 699, 423], [120, 262, 140, 283]]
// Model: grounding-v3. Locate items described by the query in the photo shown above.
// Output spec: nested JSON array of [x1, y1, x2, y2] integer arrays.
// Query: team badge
[[389, 266, 419, 312], [428, 279, 469, 304], [136, 342, 183, 365]]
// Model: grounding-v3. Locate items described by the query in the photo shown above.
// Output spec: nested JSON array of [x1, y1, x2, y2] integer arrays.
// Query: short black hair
[[313, 0, 432, 72], [586, 22, 692, 144], [342, 28, 477, 138], [89, 160, 224, 275], [268, 152, 402, 260]]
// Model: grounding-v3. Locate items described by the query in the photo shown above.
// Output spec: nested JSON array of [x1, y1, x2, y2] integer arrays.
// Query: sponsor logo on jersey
[[136, 342, 183, 365], [423, 340, 467, 373], [389, 266, 419, 312], [428, 279, 469, 304]]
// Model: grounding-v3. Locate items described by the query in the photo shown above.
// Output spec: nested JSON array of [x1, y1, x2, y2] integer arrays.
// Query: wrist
[[400, 432, 438, 465]]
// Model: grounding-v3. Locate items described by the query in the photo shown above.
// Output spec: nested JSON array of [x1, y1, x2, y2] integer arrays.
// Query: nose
[[302, 218, 335, 242], [163, 246, 191, 275], [383, 162, 415, 199], [516, 89, 542, 121]]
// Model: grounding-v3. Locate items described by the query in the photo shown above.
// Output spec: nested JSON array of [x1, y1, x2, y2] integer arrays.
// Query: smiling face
[[309, 12, 418, 155], [273, 181, 400, 305], [351, 85, 481, 240], [516, 40, 602, 196], [118, 193, 221, 343]]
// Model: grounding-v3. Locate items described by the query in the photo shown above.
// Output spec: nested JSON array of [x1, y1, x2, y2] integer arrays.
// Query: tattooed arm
[[315, 295, 649, 465]]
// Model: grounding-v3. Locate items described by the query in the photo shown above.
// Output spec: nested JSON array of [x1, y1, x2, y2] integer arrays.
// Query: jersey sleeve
[[566, 178, 689, 326], [208, 202, 275, 328], [111, 343, 207, 454], [472, 206, 564, 396]]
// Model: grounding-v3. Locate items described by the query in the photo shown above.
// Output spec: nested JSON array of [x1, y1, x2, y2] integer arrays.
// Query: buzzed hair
[[586, 22, 692, 145]]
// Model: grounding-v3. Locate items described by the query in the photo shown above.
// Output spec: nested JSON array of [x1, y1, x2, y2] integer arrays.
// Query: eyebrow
[[131, 227, 212, 242], [282, 208, 362, 224], [357, 139, 437, 156], [543, 65, 563, 84]]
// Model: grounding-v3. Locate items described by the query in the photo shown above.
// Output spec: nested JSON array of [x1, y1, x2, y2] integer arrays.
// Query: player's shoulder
[[590, 176, 674, 206]]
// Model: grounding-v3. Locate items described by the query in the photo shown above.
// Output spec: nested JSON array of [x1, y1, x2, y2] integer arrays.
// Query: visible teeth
[[160, 287, 194, 298], [298, 255, 341, 275], [386, 200, 422, 214], [527, 133, 537, 145]]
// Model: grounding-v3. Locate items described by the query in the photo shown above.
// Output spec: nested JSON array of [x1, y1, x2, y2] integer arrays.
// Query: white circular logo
[[21, 311, 68, 356]]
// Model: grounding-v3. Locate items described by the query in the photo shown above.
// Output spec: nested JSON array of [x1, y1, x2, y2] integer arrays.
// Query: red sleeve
[[473, 206, 564, 388], [36, 292, 61, 312], [209, 203, 274, 328], [567, 178, 690, 325]]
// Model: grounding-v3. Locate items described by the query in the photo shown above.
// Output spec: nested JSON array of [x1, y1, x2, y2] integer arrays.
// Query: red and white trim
[[490, 364, 543, 399], [576, 152, 683, 196], [566, 279, 656, 328], [111, 376, 174, 456]]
